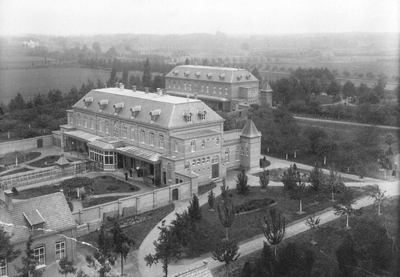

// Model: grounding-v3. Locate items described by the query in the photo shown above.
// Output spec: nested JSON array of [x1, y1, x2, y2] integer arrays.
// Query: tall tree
[[110, 220, 135, 276], [289, 181, 307, 214], [342, 80, 356, 99], [0, 228, 20, 267], [142, 58, 152, 89], [145, 220, 182, 277], [333, 186, 357, 229], [368, 184, 388, 216], [259, 168, 270, 191], [188, 194, 202, 221], [236, 169, 249, 195], [212, 238, 240, 277], [258, 209, 286, 258], [217, 198, 236, 239], [15, 236, 44, 277], [107, 67, 118, 88], [8, 93, 25, 112], [251, 68, 262, 84], [92, 42, 102, 54]]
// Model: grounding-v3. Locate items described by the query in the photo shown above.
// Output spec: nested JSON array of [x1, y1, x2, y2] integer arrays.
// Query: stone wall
[[0, 135, 53, 157]]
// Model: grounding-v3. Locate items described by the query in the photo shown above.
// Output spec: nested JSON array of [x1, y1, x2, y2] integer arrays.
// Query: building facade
[[54, 85, 261, 187], [164, 65, 260, 112], [0, 191, 77, 277]]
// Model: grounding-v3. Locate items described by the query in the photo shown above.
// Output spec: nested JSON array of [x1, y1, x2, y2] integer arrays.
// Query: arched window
[[90, 117, 94, 129], [83, 115, 87, 127], [167, 163, 172, 180], [159, 134, 164, 148], [140, 129, 145, 143], [130, 126, 135, 140], [225, 148, 230, 163], [98, 119, 103, 132], [190, 140, 196, 152], [105, 121, 109, 134], [150, 132, 154, 145], [122, 125, 128, 138], [236, 146, 240, 160], [77, 114, 81, 126]]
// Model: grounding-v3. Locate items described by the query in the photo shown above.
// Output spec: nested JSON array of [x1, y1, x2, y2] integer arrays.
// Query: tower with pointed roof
[[260, 81, 273, 107], [239, 119, 261, 170]]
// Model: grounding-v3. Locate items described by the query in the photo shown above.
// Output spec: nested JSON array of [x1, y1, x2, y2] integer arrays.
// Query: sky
[[0, 0, 399, 36]]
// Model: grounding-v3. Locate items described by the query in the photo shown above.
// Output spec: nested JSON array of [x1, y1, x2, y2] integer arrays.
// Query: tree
[[326, 80, 341, 98], [253, 242, 276, 276], [336, 235, 358, 276], [236, 169, 249, 195], [107, 67, 118, 88], [289, 181, 307, 214], [15, 236, 44, 277], [0, 228, 20, 267], [333, 186, 356, 229], [368, 184, 388, 216], [208, 190, 215, 210], [58, 256, 77, 277], [152, 75, 164, 92], [281, 166, 300, 191], [142, 58, 152, 89], [308, 163, 324, 192], [342, 80, 356, 99], [325, 167, 342, 202], [8, 93, 25, 112], [212, 238, 240, 277], [241, 261, 252, 277], [220, 178, 230, 202], [385, 133, 395, 151], [92, 42, 102, 54], [217, 198, 236, 239], [110, 220, 135, 276], [95, 225, 114, 276], [258, 209, 286, 258], [373, 77, 387, 98], [251, 68, 262, 84], [259, 169, 270, 191], [145, 220, 182, 277], [188, 194, 202, 221], [305, 214, 321, 245], [184, 58, 190, 65]]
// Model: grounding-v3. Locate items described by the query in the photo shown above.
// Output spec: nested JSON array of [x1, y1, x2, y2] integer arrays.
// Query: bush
[[236, 169, 249, 195], [11, 186, 18, 195]]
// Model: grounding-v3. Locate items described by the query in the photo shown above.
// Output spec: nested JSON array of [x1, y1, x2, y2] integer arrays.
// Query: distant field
[[0, 67, 111, 104]]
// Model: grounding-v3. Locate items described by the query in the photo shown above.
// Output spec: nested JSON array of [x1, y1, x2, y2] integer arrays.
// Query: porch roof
[[115, 146, 161, 163], [64, 130, 101, 142], [88, 139, 124, 150]]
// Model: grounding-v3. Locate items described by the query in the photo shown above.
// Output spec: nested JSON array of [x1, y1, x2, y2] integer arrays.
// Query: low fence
[[0, 135, 53, 157], [0, 161, 88, 189], [72, 181, 193, 226]]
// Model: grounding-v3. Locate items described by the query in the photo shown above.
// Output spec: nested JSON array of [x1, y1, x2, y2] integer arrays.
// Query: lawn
[[198, 181, 217, 195], [215, 196, 399, 277], [0, 167, 33, 176], [82, 196, 123, 208], [253, 167, 360, 183], [28, 155, 73, 168], [0, 151, 41, 166], [184, 185, 367, 258], [13, 175, 140, 199]]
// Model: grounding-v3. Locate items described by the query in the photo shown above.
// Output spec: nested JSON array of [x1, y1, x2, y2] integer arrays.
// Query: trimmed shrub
[[106, 185, 119, 191], [11, 186, 19, 195]]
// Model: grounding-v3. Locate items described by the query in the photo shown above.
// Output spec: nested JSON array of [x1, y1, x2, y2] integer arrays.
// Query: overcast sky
[[1, 0, 399, 36]]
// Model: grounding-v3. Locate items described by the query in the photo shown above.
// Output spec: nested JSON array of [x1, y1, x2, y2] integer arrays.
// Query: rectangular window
[[202, 157, 205, 164], [122, 126, 128, 138], [225, 148, 230, 163], [55, 241, 65, 261], [191, 140, 196, 152], [201, 140, 205, 148], [160, 135, 164, 149], [140, 130, 145, 143], [236, 146, 240, 160], [0, 260, 6, 277], [34, 246, 45, 266], [197, 159, 201, 165], [216, 137, 219, 145], [174, 140, 178, 152], [150, 132, 154, 146], [206, 156, 210, 163], [192, 160, 196, 166], [130, 127, 135, 141]]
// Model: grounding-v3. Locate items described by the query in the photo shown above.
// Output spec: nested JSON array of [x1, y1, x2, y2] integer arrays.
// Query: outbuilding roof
[[0, 192, 77, 244]]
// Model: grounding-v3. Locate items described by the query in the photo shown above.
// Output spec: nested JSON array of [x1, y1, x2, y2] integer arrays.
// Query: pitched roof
[[72, 88, 224, 129], [241, 119, 261, 138], [165, 65, 260, 83], [173, 261, 214, 277], [0, 192, 77, 244], [261, 82, 273, 92]]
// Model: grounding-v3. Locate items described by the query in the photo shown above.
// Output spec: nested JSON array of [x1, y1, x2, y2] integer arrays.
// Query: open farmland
[[0, 67, 111, 104]]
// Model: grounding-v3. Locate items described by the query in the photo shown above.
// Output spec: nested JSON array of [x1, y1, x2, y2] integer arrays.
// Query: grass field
[[0, 67, 111, 104]]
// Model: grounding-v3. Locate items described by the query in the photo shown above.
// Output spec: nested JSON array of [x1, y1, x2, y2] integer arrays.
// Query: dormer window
[[149, 109, 161, 122], [113, 103, 124, 115], [130, 106, 141, 118], [245, 73, 251, 80], [219, 74, 225, 80], [183, 111, 193, 122], [23, 209, 45, 235], [237, 75, 242, 80], [206, 73, 213, 79], [197, 108, 207, 120], [98, 100, 109, 111], [195, 71, 201, 77], [83, 97, 93, 108], [184, 71, 190, 77], [173, 69, 179, 75]]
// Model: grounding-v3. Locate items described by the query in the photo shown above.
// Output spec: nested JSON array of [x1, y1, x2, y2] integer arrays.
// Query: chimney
[[115, 82, 118, 88], [132, 85, 136, 92], [119, 83, 124, 90], [157, 88, 162, 96], [4, 190, 13, 211], [144, 87, 149, 94]]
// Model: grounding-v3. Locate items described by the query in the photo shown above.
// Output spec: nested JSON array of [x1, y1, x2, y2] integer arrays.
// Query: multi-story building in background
[[54, 84, 261, 189], [164, 65, 261, 112]]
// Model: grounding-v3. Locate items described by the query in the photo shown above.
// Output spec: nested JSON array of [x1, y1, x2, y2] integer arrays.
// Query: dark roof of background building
[[73, 88, 224, 129], [0, 192, 77, 244], [165, 65, 259, 83]]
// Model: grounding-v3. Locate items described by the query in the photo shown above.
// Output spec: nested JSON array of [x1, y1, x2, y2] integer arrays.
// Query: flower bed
[[235, 198, 275, 214]]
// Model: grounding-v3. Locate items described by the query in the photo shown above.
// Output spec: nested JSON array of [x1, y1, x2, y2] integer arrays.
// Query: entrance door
[[163, 171, 167, 185], [37, 138, 43, 148], [212, 163, 219, 179], [117, 154, 123, 169], [172, 188, 179, 201]]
